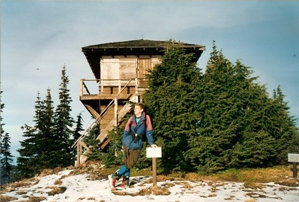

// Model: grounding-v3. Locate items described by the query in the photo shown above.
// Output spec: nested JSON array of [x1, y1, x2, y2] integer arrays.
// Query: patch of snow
[[2, 169, 299, 202]]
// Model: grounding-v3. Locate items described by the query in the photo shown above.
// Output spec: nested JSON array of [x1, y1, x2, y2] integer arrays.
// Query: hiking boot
[[109, 173, 119, 188], [119, 176, 130, 188]]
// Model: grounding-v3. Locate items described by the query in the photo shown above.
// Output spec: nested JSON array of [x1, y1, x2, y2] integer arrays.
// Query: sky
[[1, 0, 299, 162]]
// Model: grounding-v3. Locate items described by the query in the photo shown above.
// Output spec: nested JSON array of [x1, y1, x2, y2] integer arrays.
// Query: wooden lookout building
[[74, 39, 205, 166]]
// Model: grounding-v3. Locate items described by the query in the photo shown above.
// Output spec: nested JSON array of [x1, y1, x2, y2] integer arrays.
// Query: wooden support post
[[152, 157, 157, 188], [118, 81, 121, 93], [114, 98, 118, 126], [293, 163, 297, 178], [135, 78, 138, 95], [146, 147, 162, 189], [80, 79, 83, 96], [76, 143, 80, 166], [100, 80, 104, 94]]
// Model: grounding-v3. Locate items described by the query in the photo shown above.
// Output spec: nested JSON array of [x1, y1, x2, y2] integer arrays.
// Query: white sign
[[288, 153, 299, 163], [146, 147, 162, 158]]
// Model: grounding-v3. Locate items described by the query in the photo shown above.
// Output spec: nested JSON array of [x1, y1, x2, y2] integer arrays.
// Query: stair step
[[96, 98, 134, 144]]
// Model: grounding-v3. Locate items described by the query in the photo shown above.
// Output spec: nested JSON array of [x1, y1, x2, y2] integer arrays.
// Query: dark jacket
[[122, 112, 154, 150]]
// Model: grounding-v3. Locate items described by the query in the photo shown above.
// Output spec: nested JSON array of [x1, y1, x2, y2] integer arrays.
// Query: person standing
[[109, 103, 156, 188]]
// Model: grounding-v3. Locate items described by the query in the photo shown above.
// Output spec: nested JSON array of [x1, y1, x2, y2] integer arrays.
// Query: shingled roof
[[82, 39, 205, 79]]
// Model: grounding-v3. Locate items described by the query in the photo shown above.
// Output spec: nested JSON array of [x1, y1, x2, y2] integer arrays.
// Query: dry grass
[[26, 196, 47, 202], [112, 186, 170, 196], [16, 190, 27, 195], [98, 163, 299, 188], [277, 178, 298, 187], [208, 193, 217, 197], [243, 182, 264, 190], [158, 165, 299, 187], [245, 192, 268, 199], [224, 195, 236, 200], [38, 167, 65, 177], [244, 199, 256, 202], [0, 195, 18, 202], [71, 161, 106, 180], [46, 186, 67, 196], [1, 178, 38, 192], [54, 178, 63, 185]]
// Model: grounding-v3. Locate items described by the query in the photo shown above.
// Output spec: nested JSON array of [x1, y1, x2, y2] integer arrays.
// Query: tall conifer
[[144, 41, 202, 172], [0, 91, 14, 184], [73, 113, 83, 141], [38, 89, 55, 168], [17, 93, 43, 178], [1, 133, 13, 184], [185, 43, 298, 172], [53, 66, 74, 166], [17, 90, 56, 178]]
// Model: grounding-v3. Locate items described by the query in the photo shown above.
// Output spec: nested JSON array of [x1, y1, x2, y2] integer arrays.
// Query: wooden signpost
[[288, 153, 299, 178], [146, 147, 162, 188]]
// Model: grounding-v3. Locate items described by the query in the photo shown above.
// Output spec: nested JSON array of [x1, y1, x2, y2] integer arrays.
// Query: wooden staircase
[[97, 102, 132, 149], [73, 78, 148, 166], [73, 94, 137, 167]]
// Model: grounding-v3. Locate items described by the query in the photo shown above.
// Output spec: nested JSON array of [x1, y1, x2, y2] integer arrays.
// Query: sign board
[[288, 153, 299, 163], [146, 147, 162, 158]]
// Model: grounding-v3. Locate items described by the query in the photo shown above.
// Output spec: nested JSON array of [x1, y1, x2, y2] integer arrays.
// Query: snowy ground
[[1, 168, 298, 202]]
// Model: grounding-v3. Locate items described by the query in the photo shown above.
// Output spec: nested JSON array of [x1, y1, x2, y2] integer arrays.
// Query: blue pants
[[117, 165, 130, 177]]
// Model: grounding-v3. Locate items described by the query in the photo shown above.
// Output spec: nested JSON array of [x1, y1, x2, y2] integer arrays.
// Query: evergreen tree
[[0, 92, 3, 151], [53, 66, 74, 167], [185, 44, 261, 172], [72, 113, 84, 161], [0, 91, 4, 184], [144, 41, 202, 172], [185, 43, 298, 172], [17, 90, 56, 178], [38, 89, 56, 169], [270, 86, 298, 161], [17, 93, 43, 179], [0, 91, 14, 184], [16, 66, 80, 178], [142, 41, 298, 173], [1, 133, 13, 184], [73, 113, 84, 141]]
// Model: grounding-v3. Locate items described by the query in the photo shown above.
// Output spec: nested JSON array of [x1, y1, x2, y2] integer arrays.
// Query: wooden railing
[[74, 79, 136, 148], [79, 78, 148, 97]]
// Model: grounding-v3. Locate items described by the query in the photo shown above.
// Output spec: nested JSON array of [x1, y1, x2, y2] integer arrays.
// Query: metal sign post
[[146, 147, 162, 188]]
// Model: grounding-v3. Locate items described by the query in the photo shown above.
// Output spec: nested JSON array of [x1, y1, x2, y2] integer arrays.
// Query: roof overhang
[[82, 39, 205, 79]]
